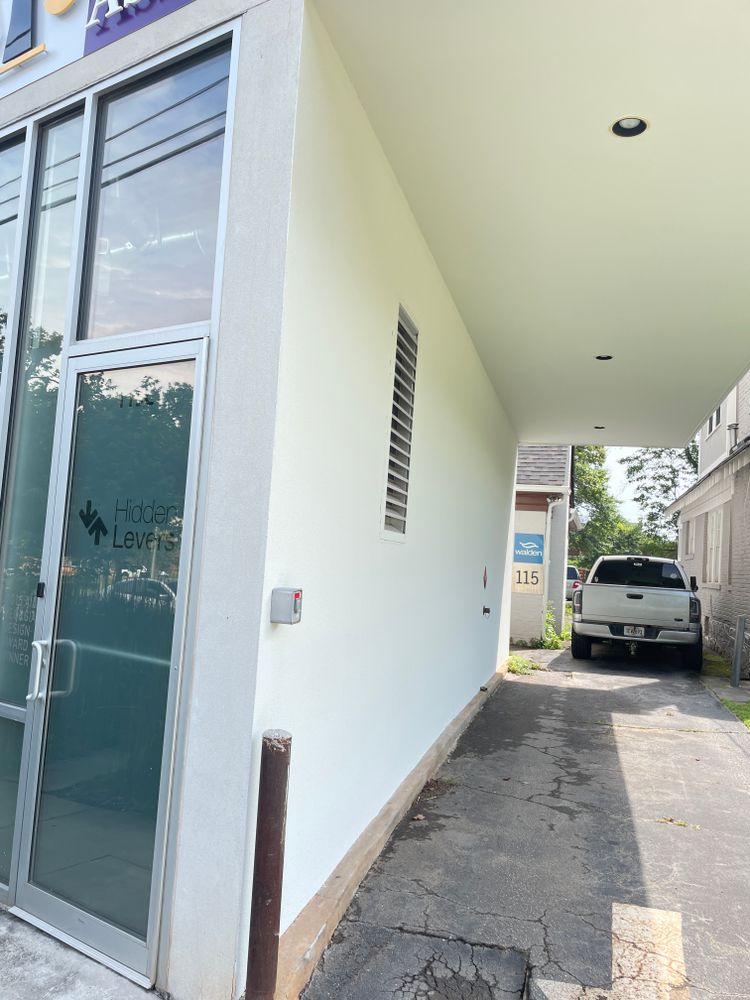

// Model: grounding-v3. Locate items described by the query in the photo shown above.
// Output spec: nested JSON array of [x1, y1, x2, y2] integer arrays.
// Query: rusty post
[[246, 729, 292, 1000]]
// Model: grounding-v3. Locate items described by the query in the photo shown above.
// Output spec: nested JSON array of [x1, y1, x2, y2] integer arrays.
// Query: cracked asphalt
[[302, 645, 750, 999]]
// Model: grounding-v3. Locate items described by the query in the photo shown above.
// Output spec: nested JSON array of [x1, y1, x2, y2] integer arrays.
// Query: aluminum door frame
[[11, 336, 208, 986]]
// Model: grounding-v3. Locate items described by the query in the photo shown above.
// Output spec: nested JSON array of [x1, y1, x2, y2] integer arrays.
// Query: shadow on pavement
[[303, 647, 750, 1000]]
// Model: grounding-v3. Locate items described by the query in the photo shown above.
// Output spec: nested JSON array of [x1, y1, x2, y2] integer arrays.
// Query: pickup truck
[[571, 555, 702, 669]]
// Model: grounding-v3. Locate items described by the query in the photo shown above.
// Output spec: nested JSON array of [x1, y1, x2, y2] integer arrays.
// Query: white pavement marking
[[533, 903, 689, 1000]]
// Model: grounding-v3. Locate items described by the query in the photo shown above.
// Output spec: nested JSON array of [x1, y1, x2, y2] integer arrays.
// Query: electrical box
[[271, 588, 303, 625]]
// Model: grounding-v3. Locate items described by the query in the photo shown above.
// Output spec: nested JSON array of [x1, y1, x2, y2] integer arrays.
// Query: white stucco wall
[[248, 3, 518, 940]]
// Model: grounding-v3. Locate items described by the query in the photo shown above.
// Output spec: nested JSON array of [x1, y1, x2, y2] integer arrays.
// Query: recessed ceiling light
[[612, 117, 648, 137], [596, 355, 613, 361], [594, 425, 606, 430]]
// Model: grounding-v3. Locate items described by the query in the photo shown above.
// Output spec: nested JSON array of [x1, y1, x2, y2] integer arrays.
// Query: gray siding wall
[[737, 371, 750, 441], [678, 464, 750, 678]]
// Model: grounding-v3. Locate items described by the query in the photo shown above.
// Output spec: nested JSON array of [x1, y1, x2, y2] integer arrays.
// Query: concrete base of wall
[[273, 663, 508, 999]]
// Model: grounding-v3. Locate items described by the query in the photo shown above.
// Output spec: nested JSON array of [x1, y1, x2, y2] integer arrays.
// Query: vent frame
[[383, 308, 419, 536]]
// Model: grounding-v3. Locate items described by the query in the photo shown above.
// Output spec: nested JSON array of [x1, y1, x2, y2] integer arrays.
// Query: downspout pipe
[[542, 495, 567, 638]]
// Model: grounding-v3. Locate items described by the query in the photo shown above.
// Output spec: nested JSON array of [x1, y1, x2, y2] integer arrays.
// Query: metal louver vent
[[384, 314, 419, 534]]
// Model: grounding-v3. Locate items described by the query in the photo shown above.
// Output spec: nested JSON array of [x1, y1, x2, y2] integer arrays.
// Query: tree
[[572, 446, 622, 566], [571, 446, 680, 567], [619, 446, 698, 540]]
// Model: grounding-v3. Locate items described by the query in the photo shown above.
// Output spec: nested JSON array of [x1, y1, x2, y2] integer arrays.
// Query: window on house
[[705, 508, 723, 583], [681, 519, 694, 558], [384, 311, 419, 534], [708, 406, 721, 435]]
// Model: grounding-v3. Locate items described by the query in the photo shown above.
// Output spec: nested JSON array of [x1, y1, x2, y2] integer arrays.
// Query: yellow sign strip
[[0, 43, 47, 76]]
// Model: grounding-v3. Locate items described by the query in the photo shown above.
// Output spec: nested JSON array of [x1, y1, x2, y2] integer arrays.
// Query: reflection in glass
[[0, 137, 25, 375], [30, 361, 195, 939], [83, 45, 230, 339], [0, 717, 23, 885], [0, 115, 83, 708]]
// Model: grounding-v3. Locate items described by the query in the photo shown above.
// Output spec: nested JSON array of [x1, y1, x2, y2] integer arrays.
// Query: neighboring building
[[667, 374, 750, 676], [510, 445, 578, 643]]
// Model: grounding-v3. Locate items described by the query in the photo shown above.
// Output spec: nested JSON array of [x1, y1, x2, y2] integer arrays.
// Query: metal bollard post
[[246, 730, 292, 1000], [731, 615, 746, 688]]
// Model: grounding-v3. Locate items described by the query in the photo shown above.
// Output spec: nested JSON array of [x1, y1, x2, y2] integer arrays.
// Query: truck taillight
[[690, 596, 701, 624], [573, 588, 583, 612]]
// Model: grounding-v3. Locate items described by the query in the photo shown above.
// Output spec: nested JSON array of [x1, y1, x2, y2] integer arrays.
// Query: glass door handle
[[26, 640, 49, 703], [50, 640, 77, 699]]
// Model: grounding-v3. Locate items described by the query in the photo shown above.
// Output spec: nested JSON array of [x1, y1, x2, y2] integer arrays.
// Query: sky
[[605, 447, 641, 523]]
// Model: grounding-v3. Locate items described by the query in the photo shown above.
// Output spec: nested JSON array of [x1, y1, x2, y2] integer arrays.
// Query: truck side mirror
[[690, 576, 698, 592]]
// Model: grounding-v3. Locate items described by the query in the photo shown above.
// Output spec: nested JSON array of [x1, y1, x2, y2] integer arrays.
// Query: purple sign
[[84, 0, 196, 56]]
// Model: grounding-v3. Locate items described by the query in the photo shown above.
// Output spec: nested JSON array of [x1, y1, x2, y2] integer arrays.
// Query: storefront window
[[0, 137, 25, 375], [82, 44, 230, 340], [0, 114, 83, 708]]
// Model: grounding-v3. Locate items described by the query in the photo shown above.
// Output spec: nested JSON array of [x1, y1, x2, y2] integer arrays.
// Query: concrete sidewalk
[[0, 909, 149, 1000], [303, 646, 750, 999]]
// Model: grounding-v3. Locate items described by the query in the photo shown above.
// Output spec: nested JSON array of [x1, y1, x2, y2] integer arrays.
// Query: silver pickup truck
[[571, 555, 702, 669]]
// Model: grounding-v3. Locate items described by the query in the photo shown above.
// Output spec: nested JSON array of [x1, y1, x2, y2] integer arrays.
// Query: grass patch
[[702, 649, 731, 678], [721, 699, 750, 731], [657, 816, 701, 830], [561, 602, 573, 641], [507, 654, 545, 676]]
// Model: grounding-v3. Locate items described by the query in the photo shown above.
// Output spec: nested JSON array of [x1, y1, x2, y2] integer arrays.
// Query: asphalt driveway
[[303, 645, 750, 999]]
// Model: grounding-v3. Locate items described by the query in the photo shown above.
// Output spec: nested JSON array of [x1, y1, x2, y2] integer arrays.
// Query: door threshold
[[9, 907, 153, 991]]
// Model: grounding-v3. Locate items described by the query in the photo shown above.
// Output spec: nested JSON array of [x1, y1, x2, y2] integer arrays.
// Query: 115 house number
[[511, 563, 544, 595]]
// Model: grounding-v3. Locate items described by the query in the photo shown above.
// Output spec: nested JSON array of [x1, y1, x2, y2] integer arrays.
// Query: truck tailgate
[[582, 585, 691, 628]]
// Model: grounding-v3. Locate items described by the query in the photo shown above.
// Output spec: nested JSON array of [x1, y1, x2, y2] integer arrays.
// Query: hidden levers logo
[[79, 499, 108, 545]]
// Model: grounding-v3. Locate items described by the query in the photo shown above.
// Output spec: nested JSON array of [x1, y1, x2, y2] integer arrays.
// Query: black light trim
[[612, 117, 648, 137]]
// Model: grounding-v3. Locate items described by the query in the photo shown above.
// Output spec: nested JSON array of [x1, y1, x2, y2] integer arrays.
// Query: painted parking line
[[533, 903, 689, 999]]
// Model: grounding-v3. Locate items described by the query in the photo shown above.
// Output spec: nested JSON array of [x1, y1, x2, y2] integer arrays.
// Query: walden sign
[[1, 0, 196, 73]]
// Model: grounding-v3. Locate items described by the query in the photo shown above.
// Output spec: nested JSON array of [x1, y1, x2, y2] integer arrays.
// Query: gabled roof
[[516, 445, 570, 488]]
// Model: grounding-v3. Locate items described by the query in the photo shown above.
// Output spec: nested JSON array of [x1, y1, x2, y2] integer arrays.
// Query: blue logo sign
[[514, 533, 544, 564]]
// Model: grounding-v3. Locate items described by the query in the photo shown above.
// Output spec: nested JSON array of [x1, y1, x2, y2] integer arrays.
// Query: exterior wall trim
[[667, 441, 750, 515], [514, 483, 569, 494], [274, 665, 509, 1000]]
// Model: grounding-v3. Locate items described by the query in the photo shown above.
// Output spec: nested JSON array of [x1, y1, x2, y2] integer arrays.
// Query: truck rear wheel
[[571, 632, 592, 660], [683, 636, 703, 672]]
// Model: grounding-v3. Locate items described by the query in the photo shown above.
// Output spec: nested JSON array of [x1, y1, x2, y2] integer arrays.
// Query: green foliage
[[619, 446, 698, 540], [572, 446, 622, 567], [702, 650, 731, 678], [561, 603, 572, 642], [541, 603, 563, 649], [507, 654, 544, 675], [571, 446, 680, 568]]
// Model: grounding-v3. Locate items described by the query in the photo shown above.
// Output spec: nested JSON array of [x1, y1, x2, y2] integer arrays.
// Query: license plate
[[624, 625, 645, 638]]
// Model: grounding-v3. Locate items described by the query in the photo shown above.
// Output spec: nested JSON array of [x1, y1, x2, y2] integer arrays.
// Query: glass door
[[14, 342, 205, 980]]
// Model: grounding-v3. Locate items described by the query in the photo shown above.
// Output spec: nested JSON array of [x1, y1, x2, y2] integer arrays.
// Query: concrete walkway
[[303, 646, 750, 999], [0, 909, 150, 1000]]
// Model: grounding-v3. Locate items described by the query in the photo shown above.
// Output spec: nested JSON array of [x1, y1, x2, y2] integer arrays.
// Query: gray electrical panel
[[270, 588, 303, 625]]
